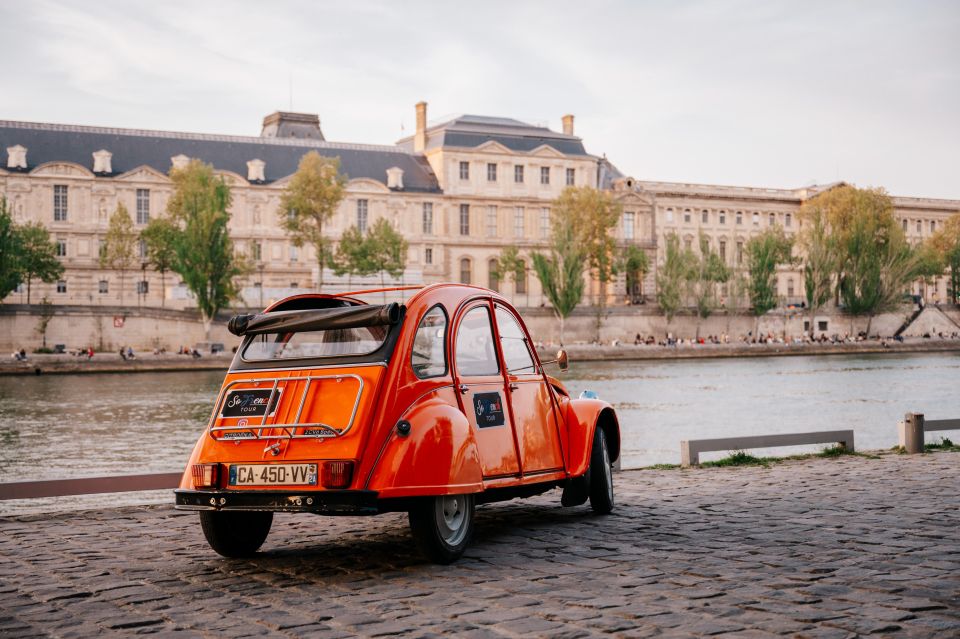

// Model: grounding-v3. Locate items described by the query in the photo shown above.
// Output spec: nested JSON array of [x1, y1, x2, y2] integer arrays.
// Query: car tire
[[199, 510, 273, 558], [589, 427, 615, 514], [408, 494, 475, 564]]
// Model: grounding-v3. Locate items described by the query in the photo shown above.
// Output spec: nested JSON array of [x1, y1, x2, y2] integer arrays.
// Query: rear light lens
[[321, 461, 354, 489], [192, 463, 220, 489]]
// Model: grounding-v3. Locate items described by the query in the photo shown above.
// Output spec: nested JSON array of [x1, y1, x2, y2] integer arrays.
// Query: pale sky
[[2, 1, 958, 198]]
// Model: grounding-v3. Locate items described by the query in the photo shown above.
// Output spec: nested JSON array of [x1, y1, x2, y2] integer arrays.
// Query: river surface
[[2, 352, 958, 513]]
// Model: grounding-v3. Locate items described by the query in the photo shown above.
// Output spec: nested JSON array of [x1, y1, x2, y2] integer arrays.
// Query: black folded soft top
[[228, 303, 402, 337]]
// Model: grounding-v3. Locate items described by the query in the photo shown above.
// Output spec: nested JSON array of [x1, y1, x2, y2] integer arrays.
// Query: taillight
[[192, 463, 220, 489], [321, 461, 354, 489]]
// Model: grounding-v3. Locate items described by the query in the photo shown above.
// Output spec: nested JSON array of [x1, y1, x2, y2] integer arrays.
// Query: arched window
[[459, 258, 472, 285], [515, 260, 527, 296], [488, 259, 500, 292]]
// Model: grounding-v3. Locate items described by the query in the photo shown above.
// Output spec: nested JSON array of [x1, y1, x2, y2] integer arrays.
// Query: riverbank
[[0, 352, 232, 376], [540, 336, 960, 362]]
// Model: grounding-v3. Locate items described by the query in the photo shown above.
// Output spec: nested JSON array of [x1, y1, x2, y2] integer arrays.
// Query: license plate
[[228, 463, 318, 486]]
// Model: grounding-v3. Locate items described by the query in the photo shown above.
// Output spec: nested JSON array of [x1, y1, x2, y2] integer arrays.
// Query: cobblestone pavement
[[1, 452, 958, 638]]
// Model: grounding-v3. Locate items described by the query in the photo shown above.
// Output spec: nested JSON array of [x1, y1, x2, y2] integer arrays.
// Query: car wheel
[[408, 494, 475, 564], [199, 510, 273, 558], [589, 427, 615, 514]]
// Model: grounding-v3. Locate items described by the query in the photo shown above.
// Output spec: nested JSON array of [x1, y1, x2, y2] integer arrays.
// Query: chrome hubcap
[[435, 495, 468, 545], [601, 435, 613, 501]]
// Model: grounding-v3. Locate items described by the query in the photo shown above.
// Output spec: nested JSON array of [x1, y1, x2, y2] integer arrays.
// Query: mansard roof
[[0, 120, 441, 192], [397, 114, 590, 156]]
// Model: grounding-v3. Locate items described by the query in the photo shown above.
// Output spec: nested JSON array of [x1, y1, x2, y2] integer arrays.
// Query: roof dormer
[[6, 145, 27, 170], [170, 154, 190, 171], [247, 159, 265, 182], [92, 149, 112, 174], [386, 166, 404, 190]]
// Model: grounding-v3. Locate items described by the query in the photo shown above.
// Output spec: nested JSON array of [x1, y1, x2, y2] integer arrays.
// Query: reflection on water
[[1, 353, 958, 513]]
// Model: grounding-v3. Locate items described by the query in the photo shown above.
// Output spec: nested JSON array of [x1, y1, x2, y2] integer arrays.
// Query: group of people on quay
[[557, 329, 960, 350]]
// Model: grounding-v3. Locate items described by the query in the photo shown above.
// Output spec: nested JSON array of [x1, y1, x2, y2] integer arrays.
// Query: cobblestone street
[[1, 452, 958, 638]]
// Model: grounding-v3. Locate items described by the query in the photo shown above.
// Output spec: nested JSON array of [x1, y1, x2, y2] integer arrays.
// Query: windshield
[[242, 325, 389, 361]]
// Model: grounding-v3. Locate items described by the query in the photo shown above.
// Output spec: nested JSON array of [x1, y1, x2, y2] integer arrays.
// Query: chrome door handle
[[508, 383, 519, 392], [458, 384, 469, 394]]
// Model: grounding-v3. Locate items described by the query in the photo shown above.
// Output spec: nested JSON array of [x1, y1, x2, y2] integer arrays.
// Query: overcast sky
[[2, 1, 958, 198]]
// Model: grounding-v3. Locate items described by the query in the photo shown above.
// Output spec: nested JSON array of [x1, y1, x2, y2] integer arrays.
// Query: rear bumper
[[174, 488, 380, 514]]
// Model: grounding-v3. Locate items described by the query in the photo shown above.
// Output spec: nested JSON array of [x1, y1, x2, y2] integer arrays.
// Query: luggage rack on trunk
[[208, 374, 364, 441]]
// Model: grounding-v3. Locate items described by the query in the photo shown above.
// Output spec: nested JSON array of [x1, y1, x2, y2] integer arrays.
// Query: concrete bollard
[[899, 412, 925, 454]]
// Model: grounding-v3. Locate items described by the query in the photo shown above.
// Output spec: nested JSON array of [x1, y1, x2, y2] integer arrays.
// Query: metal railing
[[209, 374, 364, 441], [680, 430, 855, 467], [0, 473, 181, 500]]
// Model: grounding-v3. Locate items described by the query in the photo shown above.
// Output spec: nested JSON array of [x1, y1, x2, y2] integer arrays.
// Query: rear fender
[[365, 389, 483, 498], [565, 399, 621, 477]]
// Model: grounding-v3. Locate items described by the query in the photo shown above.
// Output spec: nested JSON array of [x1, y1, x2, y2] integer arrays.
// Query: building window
[[98, 239, 106, 258], [719, 210, 726, 225], [486, 206, 497, 237], [916, 220, 922, 233], [459, 258, 472, 284], [666, 208, 674, 223], [736, 241, 744, 265], [566, 168, 575, 186], [514, 165, 524, 183], [459, 161, 469, 180], [719, 240, 727, 263], [55, 239, 66, 257], [736, 211, 743, 225], [701, 210, 709, 224], [514, 207, 524, 237], [787, 278, 795, 297], [488, 259, 500, 292], [930, 220, 936, 233], [753, 212, 760, 226], [623, 212, 635, 240], [290, 282, 299, 289], [136, 188, 150, 224], [684, 209, 691, 223], [356, 199, 368, 232], [290, 245, 298, 262], [785, 213, 792, 228], [98, 280, 108, 294], [515, 260, 527, 295], [487, 163, 497, 182], [138, 239, 147, 259], [424, 247, 433, 265], [540, 166, 550, 185], [902, 219, 908, 232], [252, 241, 262, 261], [540, 208, 550, 239], [684, 238, 692, 251], [53, 185, 68, 222], [422, 202, 434, 235], [56, 280, 67, 293], [769, 213, 776, 226], [137, 280, 149, 294]]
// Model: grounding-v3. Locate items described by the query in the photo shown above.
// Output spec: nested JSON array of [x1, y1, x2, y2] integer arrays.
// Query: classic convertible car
[[175, 284, 620, 563]]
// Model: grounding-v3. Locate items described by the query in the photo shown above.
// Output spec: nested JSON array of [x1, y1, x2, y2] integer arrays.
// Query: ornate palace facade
[[1, 103, 957, 310]]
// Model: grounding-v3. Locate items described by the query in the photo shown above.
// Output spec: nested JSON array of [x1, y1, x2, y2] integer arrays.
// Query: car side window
[[411, 305, 448, 379], [495, 307, 536, 374], [455, 305, 500, 377]]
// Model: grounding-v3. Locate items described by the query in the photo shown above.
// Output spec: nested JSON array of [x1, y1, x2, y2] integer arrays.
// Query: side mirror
[[557, 348, 569, 371]]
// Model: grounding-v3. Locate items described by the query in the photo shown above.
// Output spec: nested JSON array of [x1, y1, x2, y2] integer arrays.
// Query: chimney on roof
[[261, 111, 325, 140], [92, 149, 112, 174], [562, 114, 574, 136], [414, 101, 427, 153], [6, 145, 27, 169]]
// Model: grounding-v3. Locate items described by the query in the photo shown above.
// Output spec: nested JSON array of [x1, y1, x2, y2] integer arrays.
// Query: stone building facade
[[1, 104, 957, 311]]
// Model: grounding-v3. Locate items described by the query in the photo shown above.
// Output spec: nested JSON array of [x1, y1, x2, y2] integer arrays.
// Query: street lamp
[[257, 261, 265, 309]]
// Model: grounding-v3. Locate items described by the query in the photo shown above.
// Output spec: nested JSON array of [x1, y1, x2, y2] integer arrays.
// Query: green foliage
[[140, 215, 179, 306], [621, 244, 650, 301], [364, 218, 408, 286], [165, 159, 248, 334], [745, 227, 794, 317], [798, 199, 838, 335], [17, 221, 64, 304], [279, 151, 347, 291], [685, 233, 731, 332], [531, 203, 586, 343], [655, 234, 693, 323], [35, 296, 55, 348], [331, 225, 372, 280], [99, 202, 138, 303], [701, 450, 767, 468], [0, 197, 22, 301], [930, 214, 960, 303], [492, 245, 524, 285]]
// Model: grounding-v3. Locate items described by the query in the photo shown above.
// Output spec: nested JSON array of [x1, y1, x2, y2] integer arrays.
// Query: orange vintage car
[[175, 284, 620, 563]]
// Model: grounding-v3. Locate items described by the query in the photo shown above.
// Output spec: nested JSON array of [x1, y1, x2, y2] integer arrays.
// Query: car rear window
[[242, 325, 389, 361]]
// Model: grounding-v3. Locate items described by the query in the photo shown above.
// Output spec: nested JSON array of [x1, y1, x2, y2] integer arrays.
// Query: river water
[[2, 352, 958, 513]]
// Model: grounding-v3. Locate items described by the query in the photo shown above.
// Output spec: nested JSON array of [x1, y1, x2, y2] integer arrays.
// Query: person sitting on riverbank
[[119, 347, 127, 361], [86, 347, 94, 359], [126, 346, 135, 360], [12, 349, 26, 362]]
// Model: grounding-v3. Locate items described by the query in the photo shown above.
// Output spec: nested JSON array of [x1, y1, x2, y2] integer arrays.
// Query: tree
[[797, 199, 838, 338], [531, 206, 586, 344], [363, 218, 408, 291], [930, 214, 960, 304], [493, 245, 527, 303], [0, 197, 22, 302], [99, 203, 138, 304], [620, 244, 650, 303], [35, 296, 54, 350], [685, 233, 731, 339], [744, 227, 795, 337], [331, 225, 372, 287], [655, 234, 692, 325], [18, 222, 64, 304], [141, 216, 179, 307], [554, 187, 621, 340], [279, 151, 346, 292], [166, 159, 248, 338]]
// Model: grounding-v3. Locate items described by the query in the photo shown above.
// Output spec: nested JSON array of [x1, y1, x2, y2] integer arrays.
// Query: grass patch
[[641, 463, 681, 471], [701, 450, 768, 468], [925, 437, 960, 452]]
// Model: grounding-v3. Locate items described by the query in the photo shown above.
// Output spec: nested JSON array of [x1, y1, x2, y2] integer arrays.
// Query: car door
[[453, 302, 520, 478], [494, 305, 565, 474]]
